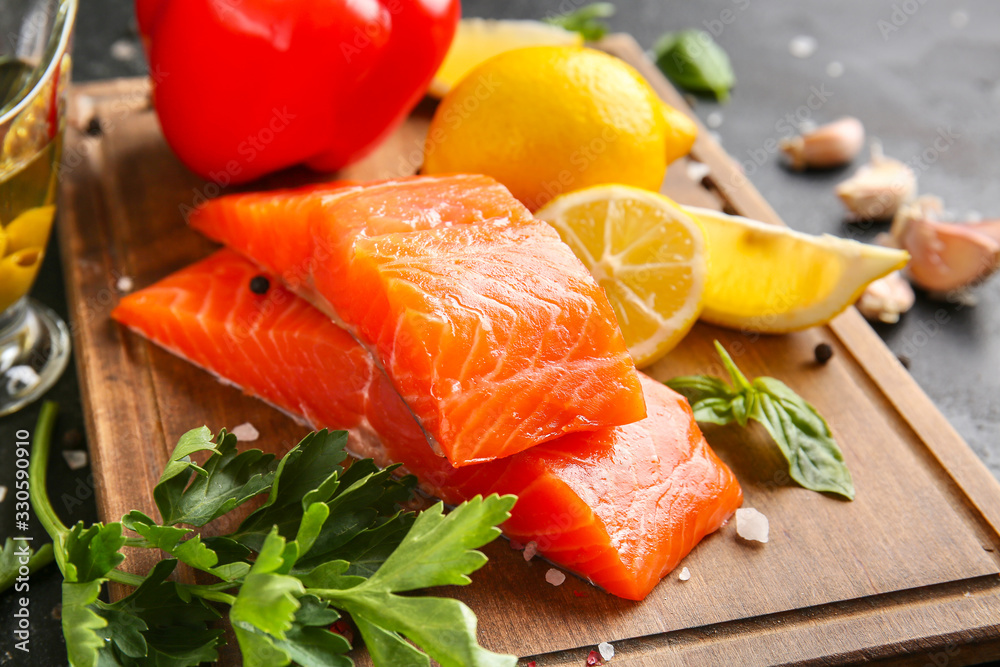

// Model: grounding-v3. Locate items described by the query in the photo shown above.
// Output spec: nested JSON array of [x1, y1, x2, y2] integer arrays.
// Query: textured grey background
[[2, 0, 999, 664]]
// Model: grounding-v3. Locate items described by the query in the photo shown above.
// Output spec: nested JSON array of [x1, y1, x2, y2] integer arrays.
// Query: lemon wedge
[[536, 185, 708, 367], [429, 19, 583, 97], [4, 205, 55, 255], [681, 205, 910, 332]]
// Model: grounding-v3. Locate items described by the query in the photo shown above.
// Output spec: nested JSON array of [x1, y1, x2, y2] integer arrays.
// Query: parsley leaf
[[62, 521, 126, 583], [25, 405, 515, 667], [155, 427, 277, 527], [97, 559, 222, 666], [667, 341, 855, 499], [316, 496, 518, 667], [543, 2, 615, 41], [0, 538, 53, 591], [122, 511, 250, 580], [62, 579, 109, 667]]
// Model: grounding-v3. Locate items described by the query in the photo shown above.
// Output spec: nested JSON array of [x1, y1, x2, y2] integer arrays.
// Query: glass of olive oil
[[0, 0, 77, 416]]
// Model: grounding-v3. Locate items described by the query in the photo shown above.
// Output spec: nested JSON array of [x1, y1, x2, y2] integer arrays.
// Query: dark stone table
[[2, 0, 998, 664]]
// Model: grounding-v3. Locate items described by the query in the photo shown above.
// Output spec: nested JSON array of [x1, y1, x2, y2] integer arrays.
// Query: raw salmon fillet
[[112, 250, 743, 600], [190, 174, 646, 467]]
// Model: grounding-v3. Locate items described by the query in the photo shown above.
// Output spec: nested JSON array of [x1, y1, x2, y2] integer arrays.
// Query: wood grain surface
[[57, 36, 1000, 666]]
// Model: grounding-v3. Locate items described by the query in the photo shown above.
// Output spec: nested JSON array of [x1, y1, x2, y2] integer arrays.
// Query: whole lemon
[[422, 46, 697, 210]]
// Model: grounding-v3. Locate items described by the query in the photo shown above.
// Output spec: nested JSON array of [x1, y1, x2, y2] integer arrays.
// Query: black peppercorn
[[86, 117, 103, 136], [249, 275, 270, 294], [814, 342, 833, 364]]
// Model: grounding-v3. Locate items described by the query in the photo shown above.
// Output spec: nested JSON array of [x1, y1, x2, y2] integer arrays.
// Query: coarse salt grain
[[826, 61, 844, 78], [63, 450, 88, 470], [545, 568, 566, 586], [116, 276, 134, 293], [231, 422, 260, 442], [678, 566, 691, 581], [950, 10, 969, 28], [110, 39, 139, 62], [598, 641, 615, 661], [788, 35, 817, 59], [0, 486, 7, 503], [736, 507, 769, 543], [523, 540, 538, 561], [706, 111, 723, 129]]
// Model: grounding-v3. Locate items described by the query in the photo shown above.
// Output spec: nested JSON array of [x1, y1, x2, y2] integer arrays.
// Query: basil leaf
[[666, 374, 733, 404], [751, 377, 855, 499], [654, 29, 735, 102], [543, 2, 615, 41], [666, 341, 855, 500]]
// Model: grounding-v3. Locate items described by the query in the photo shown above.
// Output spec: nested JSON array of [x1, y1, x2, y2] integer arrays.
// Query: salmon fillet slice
[[189, 174, 645, 466], [112, 250, 743, 600]]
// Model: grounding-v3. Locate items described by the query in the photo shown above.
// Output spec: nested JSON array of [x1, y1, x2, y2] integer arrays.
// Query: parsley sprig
[[19, 402, 517, 667], [667, 342, 855, 499]]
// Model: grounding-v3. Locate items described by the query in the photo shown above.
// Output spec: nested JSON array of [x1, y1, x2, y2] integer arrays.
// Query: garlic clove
[[836, 141, 917, 221], [890, 195, 943, 240], [967, 219, 1000, 245], [780, 117, 865, 171], [856, 270, 915, 324], [898, 215, 1000, 292]]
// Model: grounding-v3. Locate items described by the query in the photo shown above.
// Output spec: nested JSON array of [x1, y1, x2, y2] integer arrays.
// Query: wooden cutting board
[[57, 35, 1000, 666]]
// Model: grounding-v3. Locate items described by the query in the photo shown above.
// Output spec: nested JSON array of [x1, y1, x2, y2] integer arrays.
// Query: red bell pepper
[[136, 0, 459, 184]]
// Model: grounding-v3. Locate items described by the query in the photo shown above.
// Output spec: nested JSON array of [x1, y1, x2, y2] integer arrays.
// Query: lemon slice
[[537, 185, 708, 367], [429, 19, 583, 97], [681, 205, 909, 332]]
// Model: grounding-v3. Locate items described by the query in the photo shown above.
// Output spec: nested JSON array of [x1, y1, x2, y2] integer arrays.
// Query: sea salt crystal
[[110, 39, 139, 62], [736, 507, 769, 543], [788, 35, 817, 59], [826, 61, 844, 78], [598, 641, 615, 661], [0, 486, 7, 503], [115, 275, 134, 293], [706, 111, 723, 129], [522, 540, 538, 561], [63, 450, 89, 470], [678, 566, 691, 581], [545, 568, 566, 586], [950, 10, 969, 28], [231, 422, 260, 442]]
